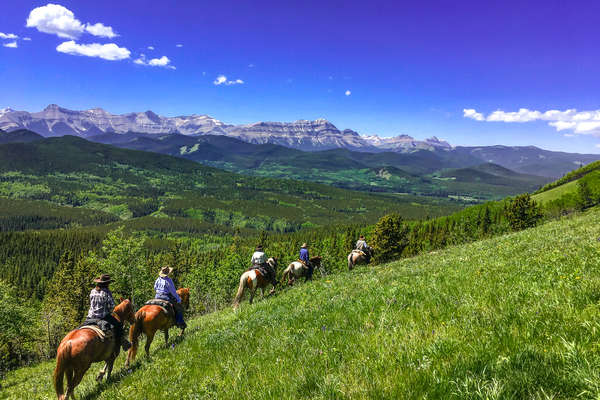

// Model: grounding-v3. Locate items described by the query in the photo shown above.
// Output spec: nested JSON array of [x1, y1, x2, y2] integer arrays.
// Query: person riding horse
[[154, 266, 187, 329], [250, 245, 277, 289], [355, 235, 372, 262], [299, 243, 314, 279], [86, 274, 131, 351]]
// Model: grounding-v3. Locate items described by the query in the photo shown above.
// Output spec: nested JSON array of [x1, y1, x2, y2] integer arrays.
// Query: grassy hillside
[[0, 136, 461, 232], [5, 208, 600, 399], [533, 179, 580, 204]]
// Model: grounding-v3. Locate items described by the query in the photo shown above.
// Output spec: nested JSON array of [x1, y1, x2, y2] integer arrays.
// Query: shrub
[[505, 194, 542, 231], [372, 213, 409, 263]]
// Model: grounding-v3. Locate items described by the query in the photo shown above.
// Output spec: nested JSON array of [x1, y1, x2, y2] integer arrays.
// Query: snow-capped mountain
[[0, 104, 451, 152]]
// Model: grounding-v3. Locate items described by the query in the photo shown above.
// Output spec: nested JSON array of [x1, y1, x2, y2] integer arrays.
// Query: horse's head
[[309, 256, 322, 267], [177, 288, 190, 310], [267, 257, 278, 271], [116, 298, 136, 324]]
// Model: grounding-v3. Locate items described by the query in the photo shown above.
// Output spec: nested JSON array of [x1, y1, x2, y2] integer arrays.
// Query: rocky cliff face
[[0, 105, 451, 152]]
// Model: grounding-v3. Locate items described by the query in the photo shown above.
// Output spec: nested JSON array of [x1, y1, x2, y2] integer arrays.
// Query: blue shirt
[[154, 276, 181, 303], [299, 248, 309, 263]]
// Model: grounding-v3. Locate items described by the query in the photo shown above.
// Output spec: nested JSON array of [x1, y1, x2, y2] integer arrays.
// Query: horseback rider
[[251, 245, 278, 288], [154, 266, 187, 329], [355, 235, 372, 261], [299, 242, 314, 279], [87, 274, 131, 351]]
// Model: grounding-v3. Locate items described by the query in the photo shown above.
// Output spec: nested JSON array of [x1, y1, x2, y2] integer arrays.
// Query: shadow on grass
[[80, 361, 143, 400]]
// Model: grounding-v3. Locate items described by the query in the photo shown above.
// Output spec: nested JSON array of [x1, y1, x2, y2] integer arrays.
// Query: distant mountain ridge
[[0, 104, 450, 152]]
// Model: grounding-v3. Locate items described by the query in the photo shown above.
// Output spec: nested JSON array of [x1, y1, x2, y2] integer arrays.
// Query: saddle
[[297, 259, 308, 268], [145, 299, 175, 318], [78, 318, 114, 341], [352, 249, 367, 257]]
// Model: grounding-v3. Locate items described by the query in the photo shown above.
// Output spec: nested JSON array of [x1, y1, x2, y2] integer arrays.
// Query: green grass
[[5, 209, 600, 399], [532, 179, 579, 204]]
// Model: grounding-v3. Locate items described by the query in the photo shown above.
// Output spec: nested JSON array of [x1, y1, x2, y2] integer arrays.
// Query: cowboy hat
[[301, 243, 308, 248], [359, 235, 365, 239], [93, 274, 113, 285], [159, 266, 173, 277], [256, 244, 263, 251]]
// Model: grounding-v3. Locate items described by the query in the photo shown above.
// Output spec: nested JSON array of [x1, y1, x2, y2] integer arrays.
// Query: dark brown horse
[[232, 257, 277, 310], [125, 288, 190, 366], [53, 298, 135, 400], [281, 256, 322, 285]]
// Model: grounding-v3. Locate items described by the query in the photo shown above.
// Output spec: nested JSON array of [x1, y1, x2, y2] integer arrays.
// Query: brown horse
[[347, 249, 372, 270], [125, 288, 190, 366], [281, 256, 322, 285], [53, 298, 135, 400], [232, 257, 277, 310]]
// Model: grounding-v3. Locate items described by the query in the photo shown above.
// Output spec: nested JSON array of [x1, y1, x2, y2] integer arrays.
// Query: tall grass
[[4, 208, 600, 399]]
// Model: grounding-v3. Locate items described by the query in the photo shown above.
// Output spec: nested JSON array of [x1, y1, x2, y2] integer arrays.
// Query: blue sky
[[1, 0, 600, 153]]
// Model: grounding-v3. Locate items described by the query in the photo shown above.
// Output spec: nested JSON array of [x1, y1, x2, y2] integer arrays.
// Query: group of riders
[[83, 235, 372, 361]]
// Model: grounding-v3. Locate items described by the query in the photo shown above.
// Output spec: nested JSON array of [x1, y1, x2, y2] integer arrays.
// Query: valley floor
[[4, 209, 600, 399]]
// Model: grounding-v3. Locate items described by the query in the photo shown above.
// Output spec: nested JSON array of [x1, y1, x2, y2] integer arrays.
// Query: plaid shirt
[[87, 287, 115, 319]]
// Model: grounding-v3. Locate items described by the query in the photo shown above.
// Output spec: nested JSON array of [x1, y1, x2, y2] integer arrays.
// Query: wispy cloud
[[213, 75, 244, 85], [176, 44, 183, 48], [464, 107, 600, 135], [345, 90, 351, 96], [134, 54, 175, 69], [23, 37, 32, 41], [0, 32, 18, 39], [85, 22, 118, 38], [3, 41, 17, 48], [26, 4, 118, 39], [56, 40, 130, 60], [147, 46, 154, 50]]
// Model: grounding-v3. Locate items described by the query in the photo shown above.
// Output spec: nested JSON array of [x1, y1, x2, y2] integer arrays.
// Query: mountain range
[[0, 104, 451, 152]]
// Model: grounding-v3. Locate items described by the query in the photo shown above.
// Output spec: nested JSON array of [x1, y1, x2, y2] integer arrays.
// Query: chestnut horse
[[53, 298, 135, 400], [125, 288, 190, 366], [281, 256, 322, 285], [347, 249, 372, 270], [232, 257, 277, 309]]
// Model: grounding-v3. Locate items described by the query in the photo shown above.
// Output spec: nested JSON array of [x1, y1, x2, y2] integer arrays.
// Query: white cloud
[[26, 4, 118, 39], [56, 40, 130, 60], [464, 107, 600, 136], [147, 46, 154, 50], [213, 75, 244, 85], [248, 63, 254, 68], [176, 44, 183, 48], [345, 90, 351, 96], [3, 41, 17, 48], [23, 37, 32, 41], [463, 108, 484, 121], [85, 22, 118, 38], [26, 4, 85, 39], [134, 54, 175, 69], [595, 143, 600, 148], [0, 32, 18, 39]]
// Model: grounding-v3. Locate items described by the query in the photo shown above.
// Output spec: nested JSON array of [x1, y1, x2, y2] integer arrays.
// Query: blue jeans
[[155, 294, 185, 326]]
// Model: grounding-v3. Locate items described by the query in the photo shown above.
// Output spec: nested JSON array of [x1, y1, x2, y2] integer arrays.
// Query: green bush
[[505, 194, 542, 231], [372, 213, 409, 263]]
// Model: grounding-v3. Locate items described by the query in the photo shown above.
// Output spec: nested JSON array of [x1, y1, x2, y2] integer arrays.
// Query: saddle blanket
[[78, 318, 114, 341], [352, 250, 367, 257], [145, 299, 174, 317]]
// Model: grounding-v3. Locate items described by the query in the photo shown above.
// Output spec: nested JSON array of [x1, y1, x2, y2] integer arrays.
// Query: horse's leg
[[105, 356, 116, 381], [163, 329, 169, 346], [249, 288, 255, 304], [96, 362, 107, 382], [64, 368, 74, 400], [145, 331, 156, 358], [71, 364, 88, 397]]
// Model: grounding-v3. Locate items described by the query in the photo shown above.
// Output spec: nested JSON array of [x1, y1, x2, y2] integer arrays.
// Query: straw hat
[[159, 266, 173, 277], [301, 243, 308, 248], [256, 245, 263, 251]]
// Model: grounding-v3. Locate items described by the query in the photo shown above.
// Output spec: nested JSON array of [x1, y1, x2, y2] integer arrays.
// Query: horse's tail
[[281, 267, 290, 285], [54, 340, 72, 400], [348, 253, 354, 271], [126, 310, 145, 367], [233, 273, 247, 309]]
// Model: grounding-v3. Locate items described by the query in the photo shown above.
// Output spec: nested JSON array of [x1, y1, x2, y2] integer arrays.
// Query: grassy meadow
[[4, 208, 600, 399]]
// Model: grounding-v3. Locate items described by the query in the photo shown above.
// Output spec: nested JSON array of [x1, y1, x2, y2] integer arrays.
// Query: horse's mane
[[309, 256, 322, 262]]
